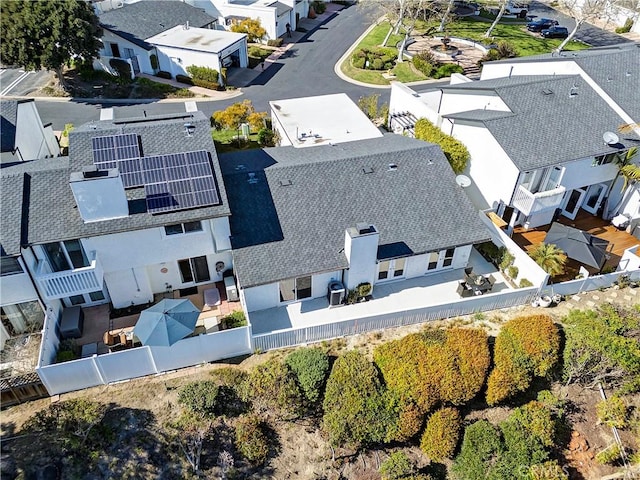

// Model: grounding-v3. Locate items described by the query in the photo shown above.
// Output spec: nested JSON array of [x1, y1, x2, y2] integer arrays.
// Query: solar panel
[[91, 133, 142, 188], [143, 150, 220, 214]]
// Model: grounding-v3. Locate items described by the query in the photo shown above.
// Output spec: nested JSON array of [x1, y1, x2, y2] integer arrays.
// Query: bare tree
[[484, 0, 509, 37], [438, 0, 456, 31], [554, 0, 613, 51]]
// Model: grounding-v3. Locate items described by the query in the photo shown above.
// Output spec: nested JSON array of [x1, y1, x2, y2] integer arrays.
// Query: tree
[[230, 18, 267, 43], [212, 100, 267, 132], [554, 0, 612, 52], [528, 243, 567, 277], [323, 350, 391, 449], [285, 347, 330, 404], [486, 315, 560, 405], [165, 411, 211, 473], [178, 381, 220, 419], [484, 0, 509, 38], [245, 358, 304, 420], [414, 118, 470, 173], [420, 407, 462, 461], [0, 0, 102, 90], [603, 147, 640, 219]]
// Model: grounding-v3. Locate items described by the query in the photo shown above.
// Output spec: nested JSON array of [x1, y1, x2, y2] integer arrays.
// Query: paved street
[[0, 68, 52, 97], [12, 2, 636, 130]]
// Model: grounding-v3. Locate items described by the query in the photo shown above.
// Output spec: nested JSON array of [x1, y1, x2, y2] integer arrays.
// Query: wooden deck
[[512, 209, 639, 280]]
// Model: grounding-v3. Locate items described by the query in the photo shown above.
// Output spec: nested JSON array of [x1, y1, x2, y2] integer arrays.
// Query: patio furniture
[[544, 222, 609, 270], [456, 281, 474, 298], [60, 306, 84, 339], [611, 213, 630, 230], [134, 298, 199, 347], [487, 274, 496, 287], [462, 272, 494, 295], [204, 287, 221, 307]]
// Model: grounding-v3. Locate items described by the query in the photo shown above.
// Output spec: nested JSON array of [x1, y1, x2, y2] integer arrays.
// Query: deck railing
[[35, 251, 103, 300], [512, 185, 566, 216]]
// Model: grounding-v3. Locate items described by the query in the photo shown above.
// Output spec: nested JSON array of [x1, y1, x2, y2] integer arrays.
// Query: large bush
[[420, 407, 462, 461], [209, 367, 250, 417], [486, 315, 560, 405], [245, 358, 304, 420], [351, 47, 397, 70], [414, 118, 470, 173], [322, 350, 391, 448], [380, 451, 415, 480], [451, 420, 502, 480], [412, 50, 436, 77], [230, 18, 266, 43], [285, 347, 330, 404], [234, 414, 269, 465], [212, 100, 267, 131], [178, 381, 219, 418], [433, 63, 464, 79]]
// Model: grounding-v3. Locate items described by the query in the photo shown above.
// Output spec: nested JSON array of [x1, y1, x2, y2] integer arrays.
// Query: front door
[[377, 258, 406, 281], [582, 183, 607, 215], [110, 43, 121, 58], [561, 187, 587, 220]]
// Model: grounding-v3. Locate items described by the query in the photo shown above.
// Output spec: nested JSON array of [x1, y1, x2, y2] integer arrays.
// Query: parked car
[[526, 18, 558, 31], [541, 26, 569, 38]]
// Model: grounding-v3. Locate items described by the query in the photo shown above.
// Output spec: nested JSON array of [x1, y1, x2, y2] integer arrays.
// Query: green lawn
[[341, 18, 590, 85], [212, 129, 261, 153]]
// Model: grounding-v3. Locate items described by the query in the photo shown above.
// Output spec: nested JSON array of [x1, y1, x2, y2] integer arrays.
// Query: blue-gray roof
[[0, 100, 18, 153], [99, 0, 216, 50], [220, 135, 491, 288], [446, 75, 640, 171], [0, 111, 230, 255]]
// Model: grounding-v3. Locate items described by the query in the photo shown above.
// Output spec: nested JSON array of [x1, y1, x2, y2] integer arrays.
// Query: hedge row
[[414, 118, 470, 173]]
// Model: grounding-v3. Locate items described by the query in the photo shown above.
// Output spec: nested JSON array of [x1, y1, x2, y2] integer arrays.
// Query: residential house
[[96, 0, 248, 77], [185, 0, 308, 40], [1, 99, 60, 164], [219, 135, 492, 327], [270, 93, 384, 148], [389, 43, 640, 232]]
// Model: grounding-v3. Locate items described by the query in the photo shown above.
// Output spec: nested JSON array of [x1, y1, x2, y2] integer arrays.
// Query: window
[[89, 291, 106, 302], [427, 252, 439, 270], [443, 248, 455, 267], [378, 260, 390, 280], [593, 153, 616, 166], [43, 240, 89, 272], [69, 295, 85, 305], [279, 275, 312, 302], [164, 221, 203, 236], [393, 258, 405, 277], [0, 301, 44, 337], [178, 256, 210, 283], [1, 257, 23, 276]]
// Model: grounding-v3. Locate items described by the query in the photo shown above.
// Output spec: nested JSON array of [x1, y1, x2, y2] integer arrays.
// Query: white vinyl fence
[[36, 326, 252, 395], [252, 287, 539, 352], [541, 269, 640, 297]]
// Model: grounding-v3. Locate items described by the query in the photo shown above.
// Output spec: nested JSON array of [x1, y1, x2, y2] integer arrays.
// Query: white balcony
[[512, 185, 566, 216], [35, 251, 104, 300]]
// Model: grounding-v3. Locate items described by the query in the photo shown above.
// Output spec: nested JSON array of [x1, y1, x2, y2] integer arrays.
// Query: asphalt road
[[0, 68, 52, 97], [23, 3, 633, 130]]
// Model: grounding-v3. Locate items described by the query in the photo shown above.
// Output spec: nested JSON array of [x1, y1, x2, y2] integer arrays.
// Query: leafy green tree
[[420, 407, 462, 461], [230, 18, 267, 43], [212, 100, 267, 131], [178, 381, 219, 418], [563, 304, 640, 390], [285, 347, 330, 404], [528, 243, 567, 277], [486, 315, 560, 405], [597, 396, 628, 428], [323, 350, 391, 449], [380, 451, 415, 480], [245, 358, 304, 420], [0, 0, 102, 90], [414, 118, 470, 173]]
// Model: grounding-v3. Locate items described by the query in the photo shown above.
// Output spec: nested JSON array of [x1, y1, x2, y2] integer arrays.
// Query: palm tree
[[529, 243, 567, 277]]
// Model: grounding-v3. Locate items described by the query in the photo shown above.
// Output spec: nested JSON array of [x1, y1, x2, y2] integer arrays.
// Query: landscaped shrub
[[246, 358, 304, 420], [267, 38, 284, 47], [209, 367, 250, 416], [312, 0, 326, 14], [380, 451, 415, 480], [212, 100, 267, 131], [413, 54, 435, 77], [258, 127, 277, 146], [414, 118, 470, 173], [597, 396, 627, 428], [507, 265, 519, 280], [420, 407, 462, 461], [499, 250, 515, 271], [451, 420, 502, 480], [156, 70, 172, 79], [221, 310, 246, 329], [108, 58, 132, 81], [230, 18, 267, 43], [486, 315, 560, 405], [175, 74, 194, 85], [615, 17, 633, 34], [178, 381, 219, 418], [351, 47, 397, 70], [285, 347, 330, 404], [433, 63, 464, 79], [323, 350, 391, 448], [234, 415, 269, 465], [186, 65, 219, 83], [596, 444, 621, 465], [519, 278, 533, 288]]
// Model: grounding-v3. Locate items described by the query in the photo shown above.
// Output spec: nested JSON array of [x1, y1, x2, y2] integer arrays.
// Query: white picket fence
[[252, 287, 539, 352]]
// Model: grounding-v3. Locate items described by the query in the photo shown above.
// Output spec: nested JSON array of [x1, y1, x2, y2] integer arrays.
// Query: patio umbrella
[[134, 298, 199, 347], [544, 222, 610, 270]]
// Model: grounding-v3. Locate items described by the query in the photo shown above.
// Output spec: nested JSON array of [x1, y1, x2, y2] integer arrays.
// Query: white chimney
[[69, 167, 129, 223], [343, 223, 379, 290]]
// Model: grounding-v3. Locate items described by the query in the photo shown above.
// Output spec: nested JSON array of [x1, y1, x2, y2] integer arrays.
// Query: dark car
[[541, 26, 569, 38], [526, 18, 558, 32]]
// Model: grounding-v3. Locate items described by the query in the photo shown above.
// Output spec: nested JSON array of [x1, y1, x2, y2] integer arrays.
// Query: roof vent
[[542, 88, 554, 95], [388, 163, 398, 171], [248, 172, 258, 184], [279, 179, 292, 186], [569, 84, 579, 97], [362, 167, 374, 174], [184, 123, 195, 136], [356, 223, 375, 235]]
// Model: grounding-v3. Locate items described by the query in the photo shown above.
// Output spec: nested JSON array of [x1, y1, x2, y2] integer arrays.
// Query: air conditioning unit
[[327, 280, 345, 307], [224, 276, 239, 302]]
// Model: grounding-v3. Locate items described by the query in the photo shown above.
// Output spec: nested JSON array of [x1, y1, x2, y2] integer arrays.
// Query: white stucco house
[[96, 0, 248, 77], [389, 43, 640, 233], [1, 99, 60, 164], [270, 93, 383, 147]]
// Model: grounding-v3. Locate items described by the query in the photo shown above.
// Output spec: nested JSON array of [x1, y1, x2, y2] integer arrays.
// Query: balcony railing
[[512, 185, 566, 216], [35, 251, 104, 300]]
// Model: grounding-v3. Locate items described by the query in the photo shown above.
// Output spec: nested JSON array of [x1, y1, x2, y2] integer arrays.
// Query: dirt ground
[[1, 286, 638, 479]]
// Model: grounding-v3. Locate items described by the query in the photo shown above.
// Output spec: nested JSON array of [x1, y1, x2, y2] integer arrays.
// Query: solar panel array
[[90, 133, 219, 214], [143, 150, 220, 214], [91, 134, 142, 188]]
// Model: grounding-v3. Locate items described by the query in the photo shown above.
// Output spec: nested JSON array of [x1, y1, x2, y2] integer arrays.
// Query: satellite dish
[[455, 175, 471, 188], [603, 131, 619, 145]]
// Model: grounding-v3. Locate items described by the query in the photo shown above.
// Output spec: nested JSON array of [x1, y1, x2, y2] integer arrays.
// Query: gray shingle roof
[[220, 135, 490, 288], [0, 111, 229, 255], [0, 100, 18, 153], [450, 75, 640, 171], [441, 75, 558, 91], [99, 0, 216, 50], [443, 109, 514, 122]]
